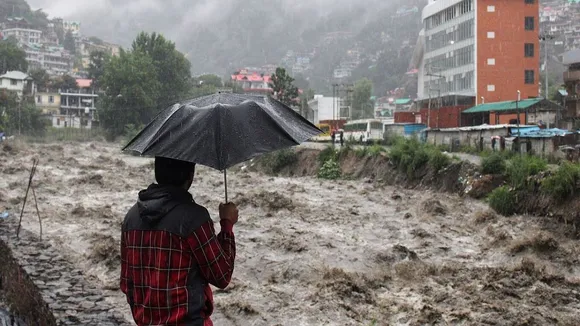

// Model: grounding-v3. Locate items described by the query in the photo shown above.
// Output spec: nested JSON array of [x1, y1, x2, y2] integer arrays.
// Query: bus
[[343, 119, 384, 143], [311, 123, 332, 142]]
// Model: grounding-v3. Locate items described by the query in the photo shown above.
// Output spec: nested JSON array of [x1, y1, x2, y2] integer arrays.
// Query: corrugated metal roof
[[518, 128, 573, 138], [463, 99, 543, 114], [0, 71, 30, 80], [394, 98, 412, 105]]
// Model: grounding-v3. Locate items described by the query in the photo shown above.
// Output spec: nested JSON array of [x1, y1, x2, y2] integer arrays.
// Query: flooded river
[[2, 141, 580, 325]]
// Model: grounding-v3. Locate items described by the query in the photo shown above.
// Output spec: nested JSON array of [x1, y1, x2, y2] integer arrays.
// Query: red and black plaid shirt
[[121, 218, 235, 325]]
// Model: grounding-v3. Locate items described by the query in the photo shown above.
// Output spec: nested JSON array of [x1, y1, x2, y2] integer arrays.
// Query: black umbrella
[[123, 93, 321, 201]]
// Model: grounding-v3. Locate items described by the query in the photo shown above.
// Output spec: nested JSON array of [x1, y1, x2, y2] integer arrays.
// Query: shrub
[[541, 162, 580, 200], [262, 149, 298, 174], [481, 153, 506, 175], [505, 155, 547, 189], [318, 146, 337, 164], [428, 149, 451, 172], [318, 159, 341, 180], [389, 137, 431, 178], [368, 144, 386, 157], [488, 186, 516, 216]]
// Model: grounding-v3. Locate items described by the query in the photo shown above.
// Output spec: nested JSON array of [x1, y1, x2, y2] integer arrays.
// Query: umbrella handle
[[223, 169, 228, 203]]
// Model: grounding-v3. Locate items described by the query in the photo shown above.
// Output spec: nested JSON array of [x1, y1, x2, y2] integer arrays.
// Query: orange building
[[411, 0, 540, 127]]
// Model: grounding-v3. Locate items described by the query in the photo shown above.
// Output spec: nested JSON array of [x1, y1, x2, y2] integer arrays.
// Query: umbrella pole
[[223, 169, 228, 203]]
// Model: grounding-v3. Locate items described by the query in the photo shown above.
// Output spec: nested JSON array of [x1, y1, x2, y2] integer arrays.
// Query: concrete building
[[22, 44, 72, 75], [35, 92, 61, 115], [411, 0, 540, 127], [1, 28, 42, 44], [230, 70, 273, 94], [59, 79, 98, 128], [563, 48, 580, 120], [0, 71, 34, 98], [307, 95, 341, 124]]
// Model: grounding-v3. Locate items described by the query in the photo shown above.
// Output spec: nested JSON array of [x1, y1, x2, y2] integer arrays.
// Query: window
[[37, 96, 42, 103], [524, 43, 534, 57], [487, 85, 496, 92], [49, 96, 54, 103], [487, 31, 495, 39], [10, 80, 17, 86], [487, 5, 495, 12], [525, 70, 535, 84], [487, 58, 496, 65], [525, 0, 534, 4], [525, 17, 535, 31]]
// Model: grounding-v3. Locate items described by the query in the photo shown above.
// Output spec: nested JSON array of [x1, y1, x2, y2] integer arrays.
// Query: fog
[[26, 0, 411, 73]]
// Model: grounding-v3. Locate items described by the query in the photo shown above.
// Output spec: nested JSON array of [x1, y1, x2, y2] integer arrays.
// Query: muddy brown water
[[2, 141, 580, 325]]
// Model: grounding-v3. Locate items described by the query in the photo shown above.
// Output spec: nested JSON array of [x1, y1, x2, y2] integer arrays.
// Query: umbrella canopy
[[123, 93, 321, 171]]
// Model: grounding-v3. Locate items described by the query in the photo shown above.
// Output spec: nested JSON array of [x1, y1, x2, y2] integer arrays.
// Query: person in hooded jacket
[[121, 156, 238, 326]]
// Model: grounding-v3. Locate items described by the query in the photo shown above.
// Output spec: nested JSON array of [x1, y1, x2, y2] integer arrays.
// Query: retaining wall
[[0, 219, 131, 326]]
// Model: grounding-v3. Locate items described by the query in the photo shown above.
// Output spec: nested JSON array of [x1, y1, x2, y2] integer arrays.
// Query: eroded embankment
[[255, 147, 580, 228]]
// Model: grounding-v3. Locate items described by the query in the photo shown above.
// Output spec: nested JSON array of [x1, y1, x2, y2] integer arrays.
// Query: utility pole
[[426, 68, 445, 128]]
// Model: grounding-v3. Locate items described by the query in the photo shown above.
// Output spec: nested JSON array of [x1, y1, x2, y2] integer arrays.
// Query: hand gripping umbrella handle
[[223, 169, 228, 203]]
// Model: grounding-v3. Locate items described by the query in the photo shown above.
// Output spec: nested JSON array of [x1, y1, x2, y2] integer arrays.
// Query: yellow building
[[35, 92, 61, 115]]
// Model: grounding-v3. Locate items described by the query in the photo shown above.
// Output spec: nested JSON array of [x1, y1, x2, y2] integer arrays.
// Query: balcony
[[564, 70, 580, 82]]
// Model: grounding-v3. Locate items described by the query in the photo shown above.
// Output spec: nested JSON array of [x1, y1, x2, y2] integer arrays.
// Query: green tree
[[98, 50, 161, 137], [88, 50, 111, 90], [269, 67, 299, 106], [131, 32, 192, 108], [352, 78, 374, 119], [53, 75, 78, 91], [64, 30, 76, 54], [0, 40, 28, 74], [29, 69, 50, 91], [0, 90, 46, 135]]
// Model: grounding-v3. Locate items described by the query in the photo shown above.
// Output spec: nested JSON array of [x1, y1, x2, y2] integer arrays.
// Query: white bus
[[343, 119, 384, 143]]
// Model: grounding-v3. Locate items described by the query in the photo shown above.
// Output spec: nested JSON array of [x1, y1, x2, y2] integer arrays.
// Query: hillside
[[20, 0, 425, 96]]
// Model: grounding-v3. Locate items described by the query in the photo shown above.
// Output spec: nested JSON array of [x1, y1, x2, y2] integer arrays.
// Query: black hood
[[137, 184, 193, 224]]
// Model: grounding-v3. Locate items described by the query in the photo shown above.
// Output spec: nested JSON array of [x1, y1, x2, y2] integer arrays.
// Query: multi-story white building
[[308, 95, 341, 124], [23, 44, 72, 75], [1, 28, 42, 44]]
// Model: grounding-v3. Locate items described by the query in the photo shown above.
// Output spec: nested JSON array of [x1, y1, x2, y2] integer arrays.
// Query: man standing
[[339, 130, 344, 147], [121, 156, 237, 326], [331, 131, 336, 147]]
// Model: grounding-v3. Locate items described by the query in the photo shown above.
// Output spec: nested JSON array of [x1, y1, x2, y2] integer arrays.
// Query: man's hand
[[219, 203, 239, 225]]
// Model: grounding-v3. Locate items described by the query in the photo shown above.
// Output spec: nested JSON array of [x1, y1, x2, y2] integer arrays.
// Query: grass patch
[[541, 162, 580, 201], [261, 149, 298, 174], [389, 137, 451, 178], [505, 155, 547, 189], [368, 144, 386, 157], [488, 186, 516, 216]]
